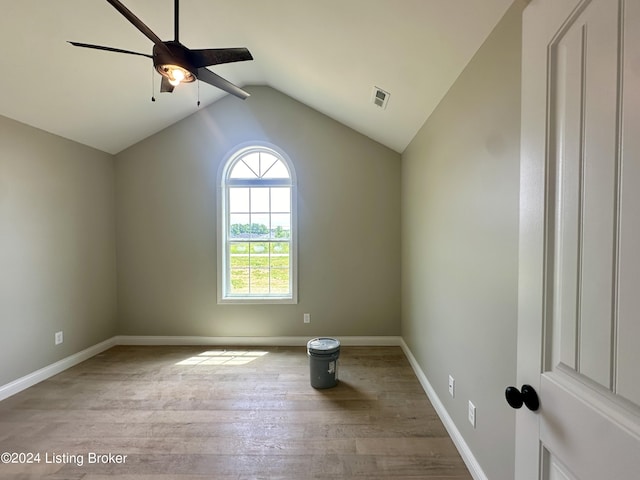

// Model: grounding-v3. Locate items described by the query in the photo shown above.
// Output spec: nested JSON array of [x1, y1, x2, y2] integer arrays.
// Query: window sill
[[218, 296, 298, 305]]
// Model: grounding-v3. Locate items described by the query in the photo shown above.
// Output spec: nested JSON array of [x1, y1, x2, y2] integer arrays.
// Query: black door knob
[[505, 384, 539, 411]]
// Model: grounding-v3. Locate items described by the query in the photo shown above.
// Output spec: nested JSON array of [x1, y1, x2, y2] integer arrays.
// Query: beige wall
[[401, 3, 524, 479], [0, 115, 117, 386], [115, 86, 401, 337]]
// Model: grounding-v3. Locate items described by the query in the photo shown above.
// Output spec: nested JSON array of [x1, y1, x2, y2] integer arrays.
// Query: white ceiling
[[0, 0, 513, 155]]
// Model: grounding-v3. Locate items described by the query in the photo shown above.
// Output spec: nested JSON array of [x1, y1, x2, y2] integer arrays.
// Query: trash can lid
[[307, 337, 340, 355]]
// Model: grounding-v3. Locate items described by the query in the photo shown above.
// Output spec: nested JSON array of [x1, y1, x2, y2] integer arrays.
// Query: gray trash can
[[307, 337, 340, 389]]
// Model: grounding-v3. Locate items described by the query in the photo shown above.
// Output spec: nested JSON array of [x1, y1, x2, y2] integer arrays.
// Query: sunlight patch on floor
[[175, 350, 269, 366]]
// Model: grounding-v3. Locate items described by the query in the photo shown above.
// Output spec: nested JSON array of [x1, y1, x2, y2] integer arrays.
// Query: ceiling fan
[[69, 0, 253, 99]]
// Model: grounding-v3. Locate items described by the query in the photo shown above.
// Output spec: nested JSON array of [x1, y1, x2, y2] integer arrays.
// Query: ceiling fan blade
[[160, 76, 175, 93], [196, 68, 250, 100], [68, 41, 152, 59], [188, 48, 253, 68], [105, 0, 167, 51]]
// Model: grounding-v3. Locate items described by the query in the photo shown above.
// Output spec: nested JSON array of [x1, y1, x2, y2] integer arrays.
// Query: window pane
[[270, 253, 289, 269], [229, 188, 249, 213], [229, 161, 257, 179], [230, 268, 249, 293], [229, 214, 250, 239], [271, 214, 290, 239], [270, 252, 289, 293], [250, 188, 270, 213], [250, 243, 269, 269], [250, 242, 268, 255], [229, 242, 249, 268], [229, 243, 249, 295], [259, 152, 278, 177], [249, 214, 269, 239], [243, 153, 261, 177], [271, 187, 290, 212], [263, 159, 290, 179], [229, 242, 250, 259], [270, 242, 289, 255], [270, 269, 290, 293], [250, 268, 270, 293]]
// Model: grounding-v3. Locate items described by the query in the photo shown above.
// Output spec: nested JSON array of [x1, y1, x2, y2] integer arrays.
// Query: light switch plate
[[468, 401, 476, 428]]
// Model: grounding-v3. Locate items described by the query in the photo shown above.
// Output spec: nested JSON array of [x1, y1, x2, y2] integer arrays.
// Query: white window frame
[[217, 142, 298, 304]]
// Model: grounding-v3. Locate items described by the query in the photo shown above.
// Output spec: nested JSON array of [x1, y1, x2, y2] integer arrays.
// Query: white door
[[517, 0, 640, 479]]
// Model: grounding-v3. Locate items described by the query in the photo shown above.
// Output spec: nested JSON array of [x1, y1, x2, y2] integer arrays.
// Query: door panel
[[540, 373, 639, 480], [549, 0, 619, 393], [545, 451, 576, 480]]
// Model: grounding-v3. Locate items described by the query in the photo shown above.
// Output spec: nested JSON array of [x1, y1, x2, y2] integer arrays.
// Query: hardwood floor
[[0, 346, 472, 479]]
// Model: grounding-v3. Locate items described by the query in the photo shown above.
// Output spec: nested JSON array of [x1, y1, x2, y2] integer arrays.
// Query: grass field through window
[[229, 241, 290, 294]]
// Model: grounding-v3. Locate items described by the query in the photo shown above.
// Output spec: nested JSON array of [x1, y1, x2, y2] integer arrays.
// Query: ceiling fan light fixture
[[69, 0, 252, 99], [157, 64, 195, 86]]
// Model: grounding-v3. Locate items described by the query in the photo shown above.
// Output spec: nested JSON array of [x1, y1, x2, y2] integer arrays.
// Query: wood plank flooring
[[0, 346, 472, 479]]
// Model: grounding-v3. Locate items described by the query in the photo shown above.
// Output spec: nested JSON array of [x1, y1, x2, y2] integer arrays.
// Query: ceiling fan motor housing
[[154, 41, 196, 82]]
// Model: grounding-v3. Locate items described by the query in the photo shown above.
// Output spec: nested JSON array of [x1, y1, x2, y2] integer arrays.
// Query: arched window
[[218, 144, 297, 303]]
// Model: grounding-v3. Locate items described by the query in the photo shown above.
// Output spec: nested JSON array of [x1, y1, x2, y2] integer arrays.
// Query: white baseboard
[[0, 335, 401, 401], [114, 335, 401, 347], [399, 338, 488, 480], [0, 337, 117, 402]]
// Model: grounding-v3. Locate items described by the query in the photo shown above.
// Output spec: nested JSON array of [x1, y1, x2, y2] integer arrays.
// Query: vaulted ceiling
[[0, 0, 513, 154]]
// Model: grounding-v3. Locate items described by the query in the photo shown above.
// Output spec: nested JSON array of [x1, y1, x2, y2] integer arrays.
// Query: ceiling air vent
[[372, 86, 390, 109]]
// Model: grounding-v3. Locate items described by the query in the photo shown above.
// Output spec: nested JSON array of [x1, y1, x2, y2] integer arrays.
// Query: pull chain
[[197, 80, 201, 107], [151, 66, 156, 102]]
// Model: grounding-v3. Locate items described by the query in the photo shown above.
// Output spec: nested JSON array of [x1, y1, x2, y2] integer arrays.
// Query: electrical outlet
[[304, 313, 310, 324], [448, 375, 455, 398], [55, 331, 64, 345], [468, 401, 476, 428]]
